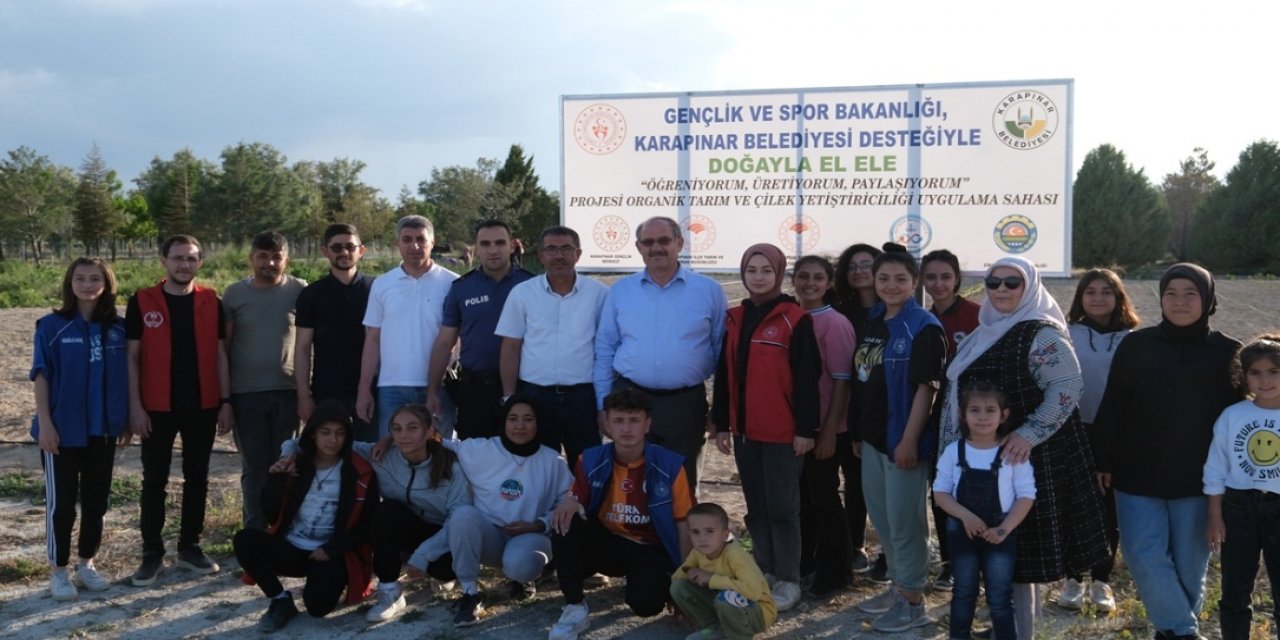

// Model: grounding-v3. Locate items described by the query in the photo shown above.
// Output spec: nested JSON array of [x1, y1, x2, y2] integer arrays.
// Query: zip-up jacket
[[581, 442, 686, 566], [869, 298, 944, 460]]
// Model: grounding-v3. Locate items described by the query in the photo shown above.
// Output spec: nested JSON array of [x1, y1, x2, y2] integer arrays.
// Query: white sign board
[[561, 79, 1073, 275]]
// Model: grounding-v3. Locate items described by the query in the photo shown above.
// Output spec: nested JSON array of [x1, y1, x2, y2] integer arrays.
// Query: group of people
[[28, 213, 1280, 640]]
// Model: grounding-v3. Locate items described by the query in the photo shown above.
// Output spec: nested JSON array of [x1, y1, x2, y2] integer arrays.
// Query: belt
[[521, 381, 593, 395], [457, 368, 501, 385], [618, 376, 703, 397]]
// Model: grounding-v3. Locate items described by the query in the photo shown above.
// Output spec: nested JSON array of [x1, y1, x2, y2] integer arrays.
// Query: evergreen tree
[[0, 146, 76, 263], [1162, 148, 1221, 262], [1189, 140, 1280, 272], [1072, 144, 1170, 269], [72, 143, 122, 255]]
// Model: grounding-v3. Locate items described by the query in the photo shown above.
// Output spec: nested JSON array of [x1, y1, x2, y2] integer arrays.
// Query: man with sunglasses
[[593, 216, 728, 492], [294, 223, 376, 440]]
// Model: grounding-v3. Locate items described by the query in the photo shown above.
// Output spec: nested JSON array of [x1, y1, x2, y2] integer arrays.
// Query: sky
[[0, 0, 1274, 200]]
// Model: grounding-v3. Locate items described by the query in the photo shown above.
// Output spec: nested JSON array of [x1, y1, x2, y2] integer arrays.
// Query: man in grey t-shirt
[[223, 231, 307, 529]]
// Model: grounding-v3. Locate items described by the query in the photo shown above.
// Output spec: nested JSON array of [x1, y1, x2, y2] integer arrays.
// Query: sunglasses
[[984, 275, 1025, 290], [328, 243, 359, 253]]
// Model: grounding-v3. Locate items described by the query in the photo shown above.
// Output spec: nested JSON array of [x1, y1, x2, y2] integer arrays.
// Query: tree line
[[0, 142, 558, 263], [1, 138, 1277, 272]]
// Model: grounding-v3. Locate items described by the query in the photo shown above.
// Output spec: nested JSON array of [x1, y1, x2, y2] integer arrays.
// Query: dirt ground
[[1, 277, 1277, 639]]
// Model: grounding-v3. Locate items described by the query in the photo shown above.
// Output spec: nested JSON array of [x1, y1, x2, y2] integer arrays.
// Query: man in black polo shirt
[[293, 223, 377, 441], [426, 219, 532, 439]]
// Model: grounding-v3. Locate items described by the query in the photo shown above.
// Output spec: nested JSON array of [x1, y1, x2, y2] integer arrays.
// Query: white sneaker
[[1089, 581, 1116, 613], [73, 561, 111, 592], [762, 572, 777, 587], [1057, 578, 1084, 610], [50, 569, 78, 601], [548, 602, 590, 640], [771, 580, 801, 612], [366, 584, 406, 622], [582, 573, 611, 587]]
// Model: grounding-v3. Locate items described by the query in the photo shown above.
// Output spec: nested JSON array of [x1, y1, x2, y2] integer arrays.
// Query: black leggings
[[372, 499, 456, 583], [233, 528, 348, 617], [42, 437, 116, 567], [552, 518, 675, 617]]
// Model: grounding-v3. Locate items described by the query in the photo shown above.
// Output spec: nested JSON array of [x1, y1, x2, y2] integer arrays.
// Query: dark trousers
[[1218, 488, 1280, 640], [928, 455, 951, 566], [371, 499, 456, 583], [454, 377, 504, 440], [836, 432, 868, 550], [1071, 486, 1119, 582], [140, 409, 218, 554], [518, 381, 600, 471], [947, 518, 1017, 640], [615, 379, 708, 491], [42, 437, 116, 567], [552, 517, 675, 617], [231, 390, 299, 530], [800, 444, 853, 586], [233, 528, 348, 617]]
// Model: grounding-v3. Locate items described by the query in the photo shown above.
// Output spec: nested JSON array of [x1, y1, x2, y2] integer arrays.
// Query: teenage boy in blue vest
[[546, 387, 694, 640]]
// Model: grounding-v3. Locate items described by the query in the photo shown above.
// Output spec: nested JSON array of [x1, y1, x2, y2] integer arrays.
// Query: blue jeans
[[1114, 490, 1209, 636], [947, 518, 1017, 640], [1218, 488, 1280, 640], [376, 385, 456, 440]]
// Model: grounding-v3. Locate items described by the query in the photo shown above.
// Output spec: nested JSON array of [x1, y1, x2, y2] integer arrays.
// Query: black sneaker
[[131, 552, 164, 587], [507, 579, 536, 602], [933, 563, 953, 592], [259, 594, 298, 632], [805, 579, 850, 601], [851, 549, 871, 574], [868, 552, 890, 584], [453, 591, 485, 627], [176, 545, 220, 575]]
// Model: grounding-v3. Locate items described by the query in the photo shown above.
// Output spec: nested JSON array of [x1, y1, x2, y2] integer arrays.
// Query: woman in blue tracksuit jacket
[[32, 257, 129, 600]]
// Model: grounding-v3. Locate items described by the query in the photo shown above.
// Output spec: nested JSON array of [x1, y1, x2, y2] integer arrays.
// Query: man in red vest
[[126, 234, 234, 587]]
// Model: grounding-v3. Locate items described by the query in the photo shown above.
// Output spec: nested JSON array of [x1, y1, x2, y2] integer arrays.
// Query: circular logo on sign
[[683, 215, 717, 252], [574, 103, 627, 155], [143, 311, 164, 328], [888, 215, 932, 252], [993, 214, 1038, 253], [992, 90, 1059, 150], [499, 479, 524, 501], [777, 215, 820, 253], [593, 215, 630, 252]]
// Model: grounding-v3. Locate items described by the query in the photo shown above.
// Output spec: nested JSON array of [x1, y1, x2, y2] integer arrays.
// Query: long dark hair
[[920, 249, 963, 295], [1233, 334, 1280, 395], [389, 403, 457, 488], [833, 243, 882, 305], [54, 257, 119, 323], [1066, 268, 1140, 330]]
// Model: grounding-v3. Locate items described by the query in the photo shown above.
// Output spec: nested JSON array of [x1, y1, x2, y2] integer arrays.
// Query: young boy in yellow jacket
[[670, 503, 776, 640]]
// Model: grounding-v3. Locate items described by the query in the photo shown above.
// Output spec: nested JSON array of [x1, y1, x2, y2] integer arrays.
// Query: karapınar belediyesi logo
[[992, 90, 1058, 150]]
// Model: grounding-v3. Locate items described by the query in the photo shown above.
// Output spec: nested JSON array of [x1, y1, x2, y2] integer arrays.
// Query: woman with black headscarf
[[1093, 263, 1241, 640]]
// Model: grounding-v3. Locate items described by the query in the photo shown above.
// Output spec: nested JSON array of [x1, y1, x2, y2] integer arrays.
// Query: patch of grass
[[0, 557, 49, 581], [108, 475, 143, 507], [0, 472, 44, 505]]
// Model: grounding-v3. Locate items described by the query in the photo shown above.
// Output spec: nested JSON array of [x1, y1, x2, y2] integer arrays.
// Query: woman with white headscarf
[[939, 257, 1109, 639]]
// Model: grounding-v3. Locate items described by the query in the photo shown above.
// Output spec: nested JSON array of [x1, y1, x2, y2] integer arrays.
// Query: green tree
[[201, 142, 314, 243], [1072, 144, 1170, 269], [72, 143, 123, 256], [116, 192, 156, 258], [1189, 140, 1280, 272], [493, 144, 560, 243], [417, 158, 502, 246], [134, 149, 216, 242], [0, 146, 76, 263], [1162, 148, 1221, 261]]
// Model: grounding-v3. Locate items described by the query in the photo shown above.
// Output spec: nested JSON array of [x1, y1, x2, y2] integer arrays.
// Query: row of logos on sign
[[590, 213, 1038, 255], [572, 89, 1060, 155]]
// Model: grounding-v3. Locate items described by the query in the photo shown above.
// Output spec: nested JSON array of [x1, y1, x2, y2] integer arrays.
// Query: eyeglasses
[[638, 236, 676, 248], [984, 276, 1025, 290], [539, 244, 578, 255], [847, 261, 874, 273], [328, 243, 359, 253]]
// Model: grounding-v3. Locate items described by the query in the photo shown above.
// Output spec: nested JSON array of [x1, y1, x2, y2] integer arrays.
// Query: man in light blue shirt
[[593, 216, 728, 489]]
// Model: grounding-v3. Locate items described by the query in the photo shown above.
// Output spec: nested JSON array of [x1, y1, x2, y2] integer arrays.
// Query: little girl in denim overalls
[[934, 381, 1037, 640]]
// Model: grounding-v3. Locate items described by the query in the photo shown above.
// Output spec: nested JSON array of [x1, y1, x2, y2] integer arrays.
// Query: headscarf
[[941, 256, 1067, 436], [739, 243, 786, 305], [499, 394, 542, 457], [1157, 262, 1216, 342]]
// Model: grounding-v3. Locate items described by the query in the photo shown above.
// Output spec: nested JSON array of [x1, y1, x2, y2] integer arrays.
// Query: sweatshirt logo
[[499, 479, 524, 501], [1234, 419, 1280, 479]]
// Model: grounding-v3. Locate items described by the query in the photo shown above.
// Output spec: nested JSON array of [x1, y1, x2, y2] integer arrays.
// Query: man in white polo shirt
[[496, 225, 608, 469], [355, 215, 459, 438]]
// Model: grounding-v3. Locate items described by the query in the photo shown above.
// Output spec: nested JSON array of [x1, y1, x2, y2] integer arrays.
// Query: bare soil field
[[1, 277, 1277, 639]]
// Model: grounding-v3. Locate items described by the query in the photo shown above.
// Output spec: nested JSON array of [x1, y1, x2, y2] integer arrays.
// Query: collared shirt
[[442, 266, 533, 373], [495, 273, 607, 386], [363, 263, 458, 387], [295, 271, 375, 398], [593, 264, 728, 407]]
